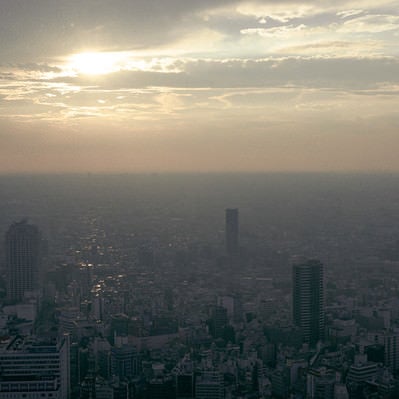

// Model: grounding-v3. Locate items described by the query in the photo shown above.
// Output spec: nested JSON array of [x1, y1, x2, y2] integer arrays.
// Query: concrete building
[[225, 208, 239, 256], [293, 259, 325, 345], [346, 354, 378, 384], [195, 371, 224, 399], [111, 344, 140, 379], [0, 335, 70, 399], [371, 330, 399, 372], [307, 367, 336, 399], [5, 220, 41, 303]]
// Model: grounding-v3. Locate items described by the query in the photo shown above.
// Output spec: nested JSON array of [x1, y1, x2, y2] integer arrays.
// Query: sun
[[68, 51, 127, 75]]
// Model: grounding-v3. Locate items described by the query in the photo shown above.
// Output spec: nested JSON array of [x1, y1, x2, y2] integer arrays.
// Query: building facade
[[0, 335, 70, 399], [293, 260, 325, 345], [5, 220, 41, 303], [225, 208, 239, 256]]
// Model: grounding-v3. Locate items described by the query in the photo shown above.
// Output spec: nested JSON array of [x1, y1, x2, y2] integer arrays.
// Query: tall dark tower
[[292, 259, 324, 345], [225, 208, 239, 256], [5, 220, 41, 302]]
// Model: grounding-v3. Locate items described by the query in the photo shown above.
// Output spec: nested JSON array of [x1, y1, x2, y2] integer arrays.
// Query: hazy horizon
[[2, 172, 399, 264], [2, 170, 399, 177]]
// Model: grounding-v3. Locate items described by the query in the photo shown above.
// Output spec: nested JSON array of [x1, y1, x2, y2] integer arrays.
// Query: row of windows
[[0, 355, 59, 362], [0, 393, 56, 399], [0, 384, 58, 392]]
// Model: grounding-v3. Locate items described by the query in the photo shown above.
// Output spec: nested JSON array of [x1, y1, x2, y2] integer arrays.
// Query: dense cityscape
[[1, 174, 399, 398], [1, 0, 398, 397]]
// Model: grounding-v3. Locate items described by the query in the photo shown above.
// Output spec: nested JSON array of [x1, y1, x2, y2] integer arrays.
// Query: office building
[[111, 345, 140, 379], [210, 306, 228, 339], [372, 330, 399, 372], [293, 259, 325, 345], [346, 355, 378, 384], [175, 357, 194, 399], [195, 371, 224, 399], [176, 373, 194, 399], [5, 220, 41, 303], [271, 367, 290, 398], [306, 367, 335, 399], [0, 335, 70, 399], [225, 208, 239, 256]]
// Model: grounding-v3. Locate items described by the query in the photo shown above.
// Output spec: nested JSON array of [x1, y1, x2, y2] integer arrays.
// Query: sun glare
[[68, 51, 128, 75]]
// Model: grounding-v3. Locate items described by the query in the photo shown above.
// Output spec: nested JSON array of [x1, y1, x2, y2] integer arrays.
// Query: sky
[[0, 0, 398, 174]]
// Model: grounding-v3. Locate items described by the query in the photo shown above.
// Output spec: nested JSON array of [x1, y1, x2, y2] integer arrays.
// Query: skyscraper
[[292, 259, 325, 345], [225, 208, 239, 256], [5, 220, 41, 302]]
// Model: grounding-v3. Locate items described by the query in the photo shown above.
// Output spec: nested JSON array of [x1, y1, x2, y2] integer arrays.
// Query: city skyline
[[1, 173, 399, 397], [1, 0, 398, 174]]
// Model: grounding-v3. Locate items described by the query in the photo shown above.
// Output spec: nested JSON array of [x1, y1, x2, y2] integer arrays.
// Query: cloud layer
[[0, 0, 398, 172]]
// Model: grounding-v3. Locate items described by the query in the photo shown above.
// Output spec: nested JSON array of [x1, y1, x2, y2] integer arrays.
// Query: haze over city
[[1, 0, 398, 173]]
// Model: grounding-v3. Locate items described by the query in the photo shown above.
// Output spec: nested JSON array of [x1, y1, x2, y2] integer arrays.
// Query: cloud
[[235, 2, 317, 22], [63, 56, 399, 90], [241, 24, 308, 38], [1, 84, 399, 174], [2, 0, 398, 63], [0, 54, 398, 130], [0, 0, 240, 61], [275, 40, 383, 56], [16, 63, 62, 73], [339, 14, 399, 33], [0, 0, 398, 173], [2, 56, 399, 100], [337, 9, 365, 18]]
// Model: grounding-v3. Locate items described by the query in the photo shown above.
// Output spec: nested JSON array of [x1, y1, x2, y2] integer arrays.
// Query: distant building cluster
[[1, 205, 399, 399]]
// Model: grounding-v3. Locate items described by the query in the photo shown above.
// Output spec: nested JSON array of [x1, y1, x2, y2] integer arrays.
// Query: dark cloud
[[0, 0, 240, 60], [1, 0, 397, 62], [44, 56, 399, 90]]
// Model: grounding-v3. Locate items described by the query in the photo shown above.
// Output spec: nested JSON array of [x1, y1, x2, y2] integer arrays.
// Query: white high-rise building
[[0, 335, 70, 399]]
